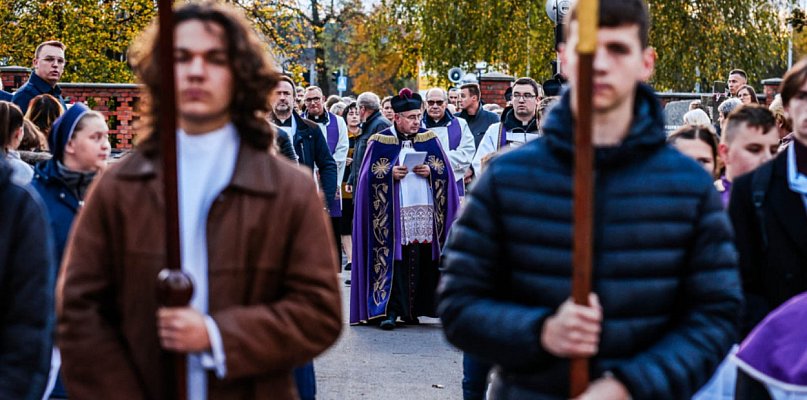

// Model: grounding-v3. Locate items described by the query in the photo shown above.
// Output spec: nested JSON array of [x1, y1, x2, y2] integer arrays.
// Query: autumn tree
[[0, 0, 155, 83], [649, 0, 788, 92]]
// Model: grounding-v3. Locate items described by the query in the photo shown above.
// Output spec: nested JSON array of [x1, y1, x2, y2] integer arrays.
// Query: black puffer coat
[[439, 84, 742, 400]]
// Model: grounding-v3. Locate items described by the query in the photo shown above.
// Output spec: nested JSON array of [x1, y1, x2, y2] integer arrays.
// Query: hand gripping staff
[[154, 1, 194, 399], [570, 0, 598, 397]]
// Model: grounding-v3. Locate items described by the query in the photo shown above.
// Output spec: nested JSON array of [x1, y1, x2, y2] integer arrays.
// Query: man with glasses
[[472, 77, 543, 174], [13, 40, 68, 114], [350, 88, 459, 331], [303, 86, 349, 270], [422, 88, 475, 197], [270, 76, 337, 211]]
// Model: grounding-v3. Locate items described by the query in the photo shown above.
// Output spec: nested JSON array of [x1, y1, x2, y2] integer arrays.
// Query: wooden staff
[[570, 0, 598, 397], [154, 1, 194, 399]]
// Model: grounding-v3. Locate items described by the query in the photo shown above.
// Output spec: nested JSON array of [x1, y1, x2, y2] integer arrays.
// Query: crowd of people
[[1, 0, 806, 399]]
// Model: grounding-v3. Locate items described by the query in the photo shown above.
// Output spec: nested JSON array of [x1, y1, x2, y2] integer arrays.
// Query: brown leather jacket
[[57, 144, 342, 400]]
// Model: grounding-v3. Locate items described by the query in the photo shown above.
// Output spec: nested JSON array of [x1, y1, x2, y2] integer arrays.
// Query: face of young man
[[460, 89, 477, 112], [394, 109, 422, 135], [511, 84, 538, 121], [426, 90, 447, 121], [728, 73, 747, 96], [304, 88, 324, 117], [382, 101, 395, 121], [561, 22, 654, 116], [65, 116, 111, 172], [271, 81, 294, 118], [174, 20, 234, 134], [720, 123, 779, 181], [785, 80, 807, 144], [34, 45, 65, 86]]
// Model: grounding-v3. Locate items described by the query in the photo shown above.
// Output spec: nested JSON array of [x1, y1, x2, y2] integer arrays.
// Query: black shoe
[[402, 317, 420, 325], [344, 279, 351, 285], [379, 314, 396, 330], [344, 262, 351, 271]]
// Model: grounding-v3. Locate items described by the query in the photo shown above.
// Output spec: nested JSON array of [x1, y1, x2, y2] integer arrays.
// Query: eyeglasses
[[427, 100, 445, 106], [512, 93, 537, 101], [304, 97, 322, 104], [40, 56, 66, 66], [738, 93, 752, 98]]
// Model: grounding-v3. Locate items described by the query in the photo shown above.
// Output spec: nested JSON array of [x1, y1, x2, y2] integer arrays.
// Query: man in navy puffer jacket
[[438, 1, 742, 399]]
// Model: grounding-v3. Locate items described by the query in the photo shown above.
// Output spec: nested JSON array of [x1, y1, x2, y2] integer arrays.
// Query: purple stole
[[349, 128, 460, 323], [321, 112, 342, 217], [497, 123, 508, 149], [446, 119, 465, 196]]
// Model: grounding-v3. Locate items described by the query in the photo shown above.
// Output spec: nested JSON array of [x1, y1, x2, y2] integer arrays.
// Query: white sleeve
[[451, 118, 475, 181], [472, 123, 500, 174], [200, 315, 227, 379], [334, 116, 349, 183]]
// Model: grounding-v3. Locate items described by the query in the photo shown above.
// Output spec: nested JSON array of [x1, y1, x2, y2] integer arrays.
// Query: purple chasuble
[[734, 291, 807, 390], [349, 128, 460, 323], [322, 112, 342, 217], [447, 119, 465, 196]]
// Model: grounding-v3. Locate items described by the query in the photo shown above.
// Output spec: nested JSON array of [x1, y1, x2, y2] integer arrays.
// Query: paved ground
[[314, 270, 464, 400]]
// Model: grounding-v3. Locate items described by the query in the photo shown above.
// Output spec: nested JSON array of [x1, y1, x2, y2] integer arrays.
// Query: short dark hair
[[278, 75, 296, 93], [667, 124, 719, 176], [460, 83, 480, 99], [729, 69, 747, 80], [512, 77, 542, 97], [567, 0, 650, 49], [129, 2, 281, 155], [381, 96, 393, 106], [35, 40, 66, 58], [723, 104, 776, 144], [780, 58, 807, 107]]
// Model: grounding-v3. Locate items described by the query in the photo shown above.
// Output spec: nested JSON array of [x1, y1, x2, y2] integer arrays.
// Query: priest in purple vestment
[[350, 88, 460, 330]]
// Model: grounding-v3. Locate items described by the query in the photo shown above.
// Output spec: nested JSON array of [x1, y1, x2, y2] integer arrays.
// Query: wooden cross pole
[[570, 0, 598, 397], [155, 1, 194, 399]]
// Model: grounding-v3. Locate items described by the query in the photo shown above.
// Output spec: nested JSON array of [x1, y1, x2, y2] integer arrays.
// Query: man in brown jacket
[[57, 3, 342, 399]]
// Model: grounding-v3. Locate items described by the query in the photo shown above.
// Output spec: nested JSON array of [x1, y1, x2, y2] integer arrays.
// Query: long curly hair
[[128, 2, 281, 156]]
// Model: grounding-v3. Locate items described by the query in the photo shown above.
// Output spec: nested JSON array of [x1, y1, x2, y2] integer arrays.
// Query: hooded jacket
[[439, 84, 742, 399]]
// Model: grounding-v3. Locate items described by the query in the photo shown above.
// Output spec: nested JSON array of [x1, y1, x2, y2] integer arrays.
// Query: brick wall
[[1, 66, 141, 150], [480, 73, 515, 107]]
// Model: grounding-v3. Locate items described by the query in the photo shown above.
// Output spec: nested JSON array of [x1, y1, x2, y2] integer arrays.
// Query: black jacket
[[459, 104, 500, 148], [729, 148, 807, 335], [347, 110, 390, 186], [0, 161, 56, 399], [439, 84, 741, 400], [11, 72, 67, 114], [275, 129, 298, 163], [282, 112, 337, 206]]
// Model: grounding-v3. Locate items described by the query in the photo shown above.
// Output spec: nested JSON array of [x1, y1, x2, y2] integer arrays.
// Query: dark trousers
[[330, 217, 342, 271], [735, 368, 771, 400], [463, 353, 492, 400], [294, 362, 316, 400]]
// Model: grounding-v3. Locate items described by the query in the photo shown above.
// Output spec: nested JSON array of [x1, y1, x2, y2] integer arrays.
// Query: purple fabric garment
[[349, 128, 460, 323], [720, 175, 732, 209], [447, 118, 462, 150], [734, 291, 807, 389], [498, 122, 508, 149]]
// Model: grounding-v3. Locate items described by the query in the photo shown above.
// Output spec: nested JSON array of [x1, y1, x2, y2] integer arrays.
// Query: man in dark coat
[[346, 91, 391, 191], [0, 160, 56, 399], [12, 41, 68, 114], [457, 83, 500, 148], [438, 1, 742, 399], [729, 58, 807, 336], [270, 76, 337, 209]]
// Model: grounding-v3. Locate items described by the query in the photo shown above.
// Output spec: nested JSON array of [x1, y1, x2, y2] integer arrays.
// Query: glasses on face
[[427, 100, 445, 106], [304, 97, 322, 104], [40, 56, 66, 66], [738, 92, 751, 98], [512, 93, 537, 101]]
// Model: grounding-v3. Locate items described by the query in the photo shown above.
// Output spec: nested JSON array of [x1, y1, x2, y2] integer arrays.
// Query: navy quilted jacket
[[439, 84, 742, 400]]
